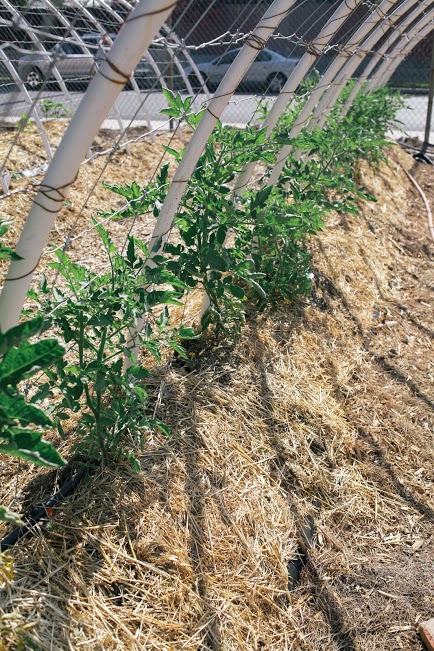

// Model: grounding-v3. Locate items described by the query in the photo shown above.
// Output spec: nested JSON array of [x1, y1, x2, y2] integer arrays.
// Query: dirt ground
[[0, 124, 433, 650]]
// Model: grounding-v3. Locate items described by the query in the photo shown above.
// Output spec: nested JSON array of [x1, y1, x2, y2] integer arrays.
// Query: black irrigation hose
[[0, 461, 99, 552], [413, 152, 434, 166], [287, 510, 316, 590], [287, 497, 321, 590]]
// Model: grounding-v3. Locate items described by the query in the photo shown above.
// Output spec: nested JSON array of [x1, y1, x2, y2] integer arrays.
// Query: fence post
[[423, 33, 434, 152]]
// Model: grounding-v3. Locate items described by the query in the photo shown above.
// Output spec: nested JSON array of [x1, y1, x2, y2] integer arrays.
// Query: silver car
[[17, 34, 172, 91], [16, 35, 104, 89], [185, 48, 299, 94]]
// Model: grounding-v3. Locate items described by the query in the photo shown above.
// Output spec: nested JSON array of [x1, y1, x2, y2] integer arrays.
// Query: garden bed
[[0, 124, 433, 649]]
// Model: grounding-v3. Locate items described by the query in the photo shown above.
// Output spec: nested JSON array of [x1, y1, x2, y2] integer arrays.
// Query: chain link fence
[[0, 1, 432, 137], [388, 25, 433, 137]]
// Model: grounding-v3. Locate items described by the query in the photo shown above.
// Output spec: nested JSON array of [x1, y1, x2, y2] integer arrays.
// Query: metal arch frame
[[233, 0, 363, 195], [0, 0, 76, 115], [110, 0, 196, 102], [39, 0, 131, 148], [267, 0, 397, 186], [85, 0, 199, 131], [65, 0, 147, 141], [340, 1, 434, 117], [100, 0, 187, 102], [0, 48, 52, 160], [312, 0, 422, 131], [81, 0, 153, 139], [368, 15, 434, 90], [160, 20, 208, 103], [65, 0, 148, 148], [102, 0, 168, 91], [160, 21, 211, 102]]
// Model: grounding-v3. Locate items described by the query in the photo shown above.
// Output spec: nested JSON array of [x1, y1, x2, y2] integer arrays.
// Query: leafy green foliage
[[0, 317, 65, 468], [1, 221, 65, 523], [0, 219, 21, 262], [0, 84, 401, 498], [0, 317, 65, 523], [39, 99, 71, 120], [164, 120, 276, 335], [104, 87, 403, 334], [35, 223, 190, 466], [102, 163, 170, 221], [235, 186, 313, 307]]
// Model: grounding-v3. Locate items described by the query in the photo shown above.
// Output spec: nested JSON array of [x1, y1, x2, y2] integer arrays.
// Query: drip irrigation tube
[[287, 510, 316, 590], [400, 163, 434, 245], [0, 461, 98, 552]]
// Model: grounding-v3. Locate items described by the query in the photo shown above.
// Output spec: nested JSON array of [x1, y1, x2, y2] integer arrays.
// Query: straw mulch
[[0, 133, 433, 650]]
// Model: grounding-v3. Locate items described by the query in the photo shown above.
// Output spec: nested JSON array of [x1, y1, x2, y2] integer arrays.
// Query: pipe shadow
[[182, 407, 222, 651], [323, 342, 434, 525], [318, 241, 434, 414], [355, 424, 434, 524], [154, 366, 222, 651], [393, 303, 434, 340], [354, 218, 434, 342], [371, 352, 434, 413], [317, 242, 434, 523], [247, 318, 358, 651]]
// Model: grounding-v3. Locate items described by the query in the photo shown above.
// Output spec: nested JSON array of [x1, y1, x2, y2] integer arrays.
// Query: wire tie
[[206, 106, 220, 120], [245, 33, 267, 51], [4, 260, 40, 282], [99, 56, 131, 85], [305, 41, 322, 57]]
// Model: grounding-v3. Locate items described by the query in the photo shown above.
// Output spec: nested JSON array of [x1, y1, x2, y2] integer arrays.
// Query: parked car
[[16, 33, 173, 91], [185, 48, 299, 94], [131, 46, 172, 90], [16, 33, 112, 90]]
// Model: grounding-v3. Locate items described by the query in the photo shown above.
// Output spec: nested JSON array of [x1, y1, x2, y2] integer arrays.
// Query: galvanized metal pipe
[[0, 0, 176, 333]]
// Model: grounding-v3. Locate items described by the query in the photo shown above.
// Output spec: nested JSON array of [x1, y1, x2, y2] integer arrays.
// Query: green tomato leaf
[[203, 251, 227, 272], [0, 428, 65, 467], [152, 419, 171, 437], [178, 325, 199, 339], [0, 317, 47, 356], [227, 284, 245, 299], [168, 340, 188, 359], [0, 392, 53, 428], [128, 366, 150, 380], [0, 339, 64, 388]]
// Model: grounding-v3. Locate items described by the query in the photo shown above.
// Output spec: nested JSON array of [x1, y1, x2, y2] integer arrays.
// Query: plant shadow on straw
[[318, 241, 434, 525], [2, 444, 175, 649], [246, 316, 358, 651], [151, 358, 233, 650], [181, 404, 222, 650]]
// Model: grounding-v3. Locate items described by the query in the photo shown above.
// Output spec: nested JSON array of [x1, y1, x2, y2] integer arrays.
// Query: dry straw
[[0, 141, 433, 650]]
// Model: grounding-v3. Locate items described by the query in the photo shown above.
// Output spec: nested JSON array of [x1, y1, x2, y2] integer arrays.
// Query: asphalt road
[[0, 88, 431, 140]]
